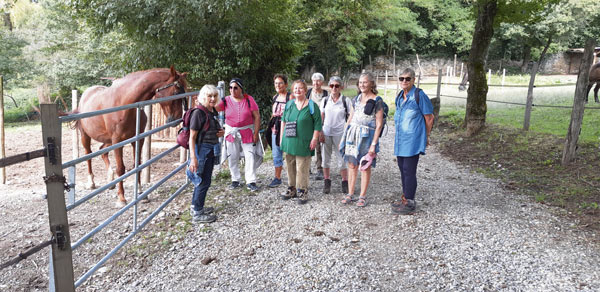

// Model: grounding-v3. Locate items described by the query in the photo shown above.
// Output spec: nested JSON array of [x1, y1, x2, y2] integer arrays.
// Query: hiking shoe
[[323, 179, 331, 194], [280, 186, 297, 200], [190, 206, 214, 217], [229, 181, 241, 189], [193, 213, 217, 223], [268, 178, 282, 188], [341, 180, 348, 194], [247, 183, 259, 192], [391, 199, 416, 215], [297, 189, 308, 204], [391, 194, 407, 208], [315, 170, 324, 181]]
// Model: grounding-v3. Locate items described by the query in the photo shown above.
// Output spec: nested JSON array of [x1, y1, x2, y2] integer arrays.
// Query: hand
[[310, 138, 318, 150], [368, 144, 376, 155], [319, 132, 325, 143], [253, 133, 259, 144], [189, 159, 198, 173], [426, 136, 430, 147], [216, 129, 225, 138]]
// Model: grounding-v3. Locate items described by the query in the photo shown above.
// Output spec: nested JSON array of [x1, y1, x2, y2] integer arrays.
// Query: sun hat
[[359, 153, 376, 171]]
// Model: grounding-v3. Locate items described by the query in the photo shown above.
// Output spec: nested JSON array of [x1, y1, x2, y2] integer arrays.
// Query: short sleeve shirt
[[320, 95, 353, 136], [280, 100, 322, 157], [189, 107, 221, 145], [393, 86, 433, 157], [219, 95, 259, 127]]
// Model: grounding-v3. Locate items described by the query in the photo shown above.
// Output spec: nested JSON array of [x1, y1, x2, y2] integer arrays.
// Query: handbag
[[285, 121, 297, 137]]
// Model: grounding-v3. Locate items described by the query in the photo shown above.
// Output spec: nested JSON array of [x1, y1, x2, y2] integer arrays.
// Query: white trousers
[[226, 137, 256, 184], [321, 135, 346, 169]]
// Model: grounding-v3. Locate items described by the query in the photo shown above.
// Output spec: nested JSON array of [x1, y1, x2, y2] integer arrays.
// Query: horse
[[75, 66, 187, 207], [458, 72, 469, 91], [586, 62, 600, 103]]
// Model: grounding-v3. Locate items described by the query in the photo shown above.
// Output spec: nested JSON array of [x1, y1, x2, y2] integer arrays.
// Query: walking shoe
[[280, 186, 297, 200], [323, 179, 331, 194], [229, 181, 241, 189], [297, 189, 308, 204], [391, 194, 407, 208], [315, 170, 324, 181], [193, 213, 217, 223], [190, 206, 214, 217], [268, 178, 282, 188], [247, 183, 259, 192], [391, 198, 416, 215], [341, 180, 348, 194]]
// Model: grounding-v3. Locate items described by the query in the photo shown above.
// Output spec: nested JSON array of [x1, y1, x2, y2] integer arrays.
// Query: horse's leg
[[114, 146, 127, 207], [81, 132, 96, 189], [586, 83, 593, 103], [99, 143, 115, 190], [594, 82, 600, 103]]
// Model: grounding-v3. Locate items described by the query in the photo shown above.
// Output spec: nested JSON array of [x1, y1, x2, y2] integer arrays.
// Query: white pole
[[396, 69, 400, 93], [488, 69, 492, 84], [502, 68, 506, 87], [384, 70, 388, 100], [460, 63, 464, 79], [71, 90, 79, 160]]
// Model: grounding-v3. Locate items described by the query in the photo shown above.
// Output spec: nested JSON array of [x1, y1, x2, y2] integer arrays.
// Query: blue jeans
[[396, 155, 420, 200], [272, 133, 283, 167], [186, 143, 216, 211]]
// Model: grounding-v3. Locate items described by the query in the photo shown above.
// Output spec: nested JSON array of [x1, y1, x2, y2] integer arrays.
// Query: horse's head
[[155, 66, 187, 123]]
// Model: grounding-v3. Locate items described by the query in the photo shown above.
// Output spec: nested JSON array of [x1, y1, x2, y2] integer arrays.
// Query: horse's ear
[[170, 65, 176, 77], [181, 72, 188, 79]]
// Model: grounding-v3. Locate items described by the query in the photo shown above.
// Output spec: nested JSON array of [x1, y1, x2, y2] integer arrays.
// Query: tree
[[0, 29, 31, 89]]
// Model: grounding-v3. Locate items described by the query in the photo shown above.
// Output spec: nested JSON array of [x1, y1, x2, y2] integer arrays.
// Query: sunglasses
[[399, 77, 412, 82], [329, 84, 341, 88], [229, 86, 239, 90]]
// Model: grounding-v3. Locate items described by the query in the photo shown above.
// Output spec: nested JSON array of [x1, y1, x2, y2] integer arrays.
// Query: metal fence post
[[41, 103, 75, 292], [1, 75, 5, 184]]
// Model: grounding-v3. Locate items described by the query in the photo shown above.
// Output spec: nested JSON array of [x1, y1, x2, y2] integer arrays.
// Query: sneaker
[[297, 189, 308, 204], [280, 186, 297, 200], [268, 178, 282, 188], [229, 181, 241, 189], [391, 198, 416, 215], [315, 170, 324, 181], [323, 179, 331, 194], [391, 194, 407, 208], [247, 183, 259, 192], [193, 213, 217, 223], [190, 206, 214, 217], [341, 180, 349, 194]]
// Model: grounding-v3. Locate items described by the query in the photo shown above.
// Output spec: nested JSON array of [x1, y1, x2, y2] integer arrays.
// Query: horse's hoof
[[85, 183, 97, 190], [115, 200, 127, 208], [108, 184, 116, 190]]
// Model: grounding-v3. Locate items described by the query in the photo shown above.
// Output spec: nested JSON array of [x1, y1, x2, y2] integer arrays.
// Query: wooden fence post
[[384, 70, 388, 100], [141, 105, 152, 184], [431, 69, 442, 126], [41, 103, 75, 292], [562, 38, 596, 165], [0, 75, 5, 184], [523, 62, 539, 131]]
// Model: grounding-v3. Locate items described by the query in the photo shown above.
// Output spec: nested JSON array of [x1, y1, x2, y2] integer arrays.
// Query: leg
[[241, 142, 256, 184], [227, 139, 242, 183], [99, 143, 115, 189], [285, 154, 297, 188], [342, 162, 358, 204], [296, 155, 311, 204], [594, 82, 600, 103], [272, 133, 283, 179], [315, 144, 323, 179], [192, 152, 215, 211], [586, 83, 593, 103], [130, 137, 145, 188], [81, 131, 96, 189], [399, 155, 420, 200], [113, 146, 127, 206], [322, 136, 332, 180]]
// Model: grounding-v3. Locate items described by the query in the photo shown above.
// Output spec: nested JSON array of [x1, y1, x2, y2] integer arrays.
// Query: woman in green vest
[[280, 80, 322, 204]]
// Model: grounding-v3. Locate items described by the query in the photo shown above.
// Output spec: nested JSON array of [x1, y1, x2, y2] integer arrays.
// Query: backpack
[[177, 105, 210, 149], [354, 94, 389, 137], [285, 99, 316, 115], [323, 95, 349, 121], [222, 94, 252, 110]]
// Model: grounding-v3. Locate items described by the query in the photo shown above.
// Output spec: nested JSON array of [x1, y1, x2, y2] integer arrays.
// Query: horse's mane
[[113, 68, 187, 89]]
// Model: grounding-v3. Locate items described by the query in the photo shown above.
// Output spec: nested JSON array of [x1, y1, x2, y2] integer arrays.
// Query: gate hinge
[[53, 225, 67, 250], [43, 174, 70, 192], [46, 137, 57, 165]]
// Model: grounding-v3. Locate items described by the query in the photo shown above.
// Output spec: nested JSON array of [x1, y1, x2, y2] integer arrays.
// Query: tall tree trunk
[[464, 0, 498, 136], [523, 34, 553, 130], [562, 38, 596, 165], [521, 45, 531, 73], [3, 13, 12, 31]]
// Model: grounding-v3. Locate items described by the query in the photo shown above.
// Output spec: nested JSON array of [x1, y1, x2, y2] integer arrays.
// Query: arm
[[188, 129, 199, 173], [369, 108, 384, 154], [252, 110, 260, 144], [424, 114, 434, 146], [280, 120, 285, 146], [319, 111, 325, 143], [310, 130, 320, 150]]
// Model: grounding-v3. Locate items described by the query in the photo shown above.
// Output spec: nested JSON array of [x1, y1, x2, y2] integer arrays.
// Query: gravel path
[[83, 129, 599, 291]]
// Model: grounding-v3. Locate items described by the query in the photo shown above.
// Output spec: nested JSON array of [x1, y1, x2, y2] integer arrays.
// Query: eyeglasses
[[229, 86, 239, 90], [399, 77, 412, 82], [329, 84, 341, 88]]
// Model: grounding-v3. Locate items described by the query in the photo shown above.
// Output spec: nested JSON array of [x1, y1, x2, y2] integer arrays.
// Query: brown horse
[[586, 62, 600, 103], [75, 66, 187, 206]]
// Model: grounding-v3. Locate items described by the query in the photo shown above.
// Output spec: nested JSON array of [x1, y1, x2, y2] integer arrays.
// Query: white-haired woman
[[187, 85, 225, 223], [320, 76, 352, 194], [339, 72, 384, 207], [307, 72, 328, 180]]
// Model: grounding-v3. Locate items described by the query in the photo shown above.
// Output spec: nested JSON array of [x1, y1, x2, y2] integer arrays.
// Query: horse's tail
[[71, 109, 81, 130]]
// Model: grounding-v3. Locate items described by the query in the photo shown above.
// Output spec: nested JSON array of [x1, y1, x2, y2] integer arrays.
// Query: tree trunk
[[2, 13, 11, 31], [562, 38, 596, 165], [523, 34, 553, 131], [464, 0, 498, 136], [521, 45, 531, 73]]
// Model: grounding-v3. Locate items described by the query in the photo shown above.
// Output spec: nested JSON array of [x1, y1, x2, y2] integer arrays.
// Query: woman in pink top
[[216, 78, 261, 192]]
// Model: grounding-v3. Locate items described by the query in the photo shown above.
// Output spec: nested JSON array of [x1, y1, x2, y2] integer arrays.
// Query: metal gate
[[40, 90, 198, 291]]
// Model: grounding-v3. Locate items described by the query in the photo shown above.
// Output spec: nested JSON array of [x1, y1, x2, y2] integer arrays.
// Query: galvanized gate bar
[[133, 107, 141, 230], [59, 92, 198, 123], [62, 119, 181, 169], [74, 169, 189, 287], [71, 161, 187, 250], [66, 144, 179, 211], [41, 104, 75, 292]]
